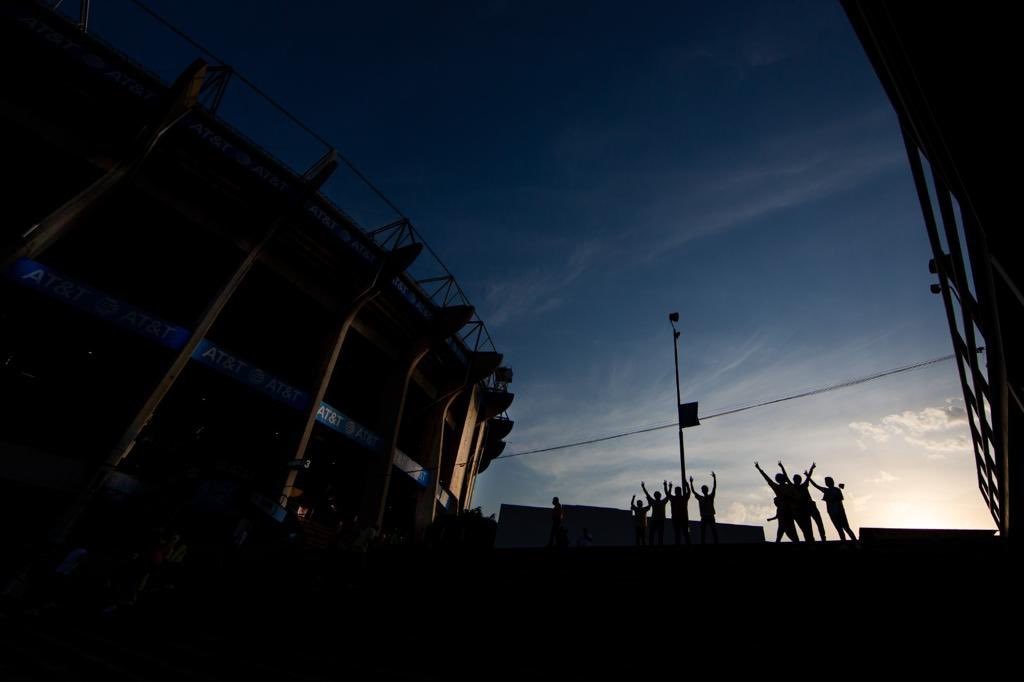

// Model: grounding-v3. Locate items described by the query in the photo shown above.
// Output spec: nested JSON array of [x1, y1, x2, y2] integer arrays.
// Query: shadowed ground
[[1, 535, 1015, 678]]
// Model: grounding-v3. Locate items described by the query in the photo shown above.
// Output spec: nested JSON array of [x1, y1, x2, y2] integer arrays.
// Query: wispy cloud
[[632, 116, 904, 258], [475, 111, 902, 330], [849, 399, 970, 455], [483, 240, 601, 327], [868, 470, 899, 485], [849, 421, 891, 443], [723, 500, 775, 525], [690, 331, 768, 391]]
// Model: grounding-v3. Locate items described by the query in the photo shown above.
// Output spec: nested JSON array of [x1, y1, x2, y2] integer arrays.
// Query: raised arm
[[710, 471, 717, 497], [806, 475, 826, 493], [631, 494, 636, 510], [803, 463, 817, 487], [777, 461, 790, 480], [755, 462, 777, 489], [641, 481, 654, 504], [688, 476, 701, 499]]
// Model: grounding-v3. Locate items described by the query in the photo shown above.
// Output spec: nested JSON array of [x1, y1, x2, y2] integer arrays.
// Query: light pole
[[669, 312, 686, 485]]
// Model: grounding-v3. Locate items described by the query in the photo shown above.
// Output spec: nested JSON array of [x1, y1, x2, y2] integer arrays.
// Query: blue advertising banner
[[9, 9, 162, 103], [7, 258, 190, 350], [6, 259, 432, 482], [394, 449, 430, 488], [314, 402, 383, 453], [303, 200, 378, 266], [190, 339, 310, 411], [391, 275, 434, 321], [183, 117, 294, 196]]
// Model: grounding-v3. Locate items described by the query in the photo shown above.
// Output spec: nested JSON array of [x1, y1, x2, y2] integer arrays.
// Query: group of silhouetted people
[[631, 472, 718, 545], [755, 461, 857, 543], [548, 462, 857, 548]]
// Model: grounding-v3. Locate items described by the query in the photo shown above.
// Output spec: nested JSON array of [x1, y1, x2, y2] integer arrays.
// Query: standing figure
[[754, 462, 800, 542], [547, 497, 565, 548], [666, 480, 691, 545], [778, 462, 816, 543], [798, 464, 827, 541], [766, 497, 784, 542], [630, 494, 650, 546], [807, 474, 858, 543], [689, 472, 718, 544], [642, 481, 668, 546]]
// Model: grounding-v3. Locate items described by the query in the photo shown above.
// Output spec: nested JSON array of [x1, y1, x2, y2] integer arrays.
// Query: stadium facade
[[0, 0, 513, 559]]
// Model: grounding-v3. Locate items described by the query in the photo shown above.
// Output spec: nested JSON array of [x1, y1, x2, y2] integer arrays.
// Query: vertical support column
[[280, 244, 422, 505], [48, 222, 278, 545], [461, 421, 489, 511], [279, 289, 378, 504], [411, 391, 462, 543], [361, 304, 475, 530], [2, 60, 207, 271], [360, 344, 431, 530], [447, 385, 480, 507]]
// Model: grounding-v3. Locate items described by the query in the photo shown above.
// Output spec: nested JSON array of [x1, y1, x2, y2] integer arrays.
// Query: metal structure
[[844, 1, 1022, 537]]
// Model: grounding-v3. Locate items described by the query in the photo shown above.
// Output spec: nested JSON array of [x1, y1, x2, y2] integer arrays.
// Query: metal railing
[[901, 118, 1011, 531]]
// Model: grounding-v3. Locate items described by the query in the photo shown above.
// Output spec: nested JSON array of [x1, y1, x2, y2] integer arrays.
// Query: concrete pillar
[[462, 421, 490, 511], [359, 343, 431, 531], [447, 385, 480, 508], [360, 305, 475, 530], [47, 223, 275, 546], [280, 244, 422, 505], [411, 391, 462, 543]]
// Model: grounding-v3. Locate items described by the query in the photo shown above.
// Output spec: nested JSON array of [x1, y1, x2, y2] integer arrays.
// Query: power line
[[490, 352, 964, 463]]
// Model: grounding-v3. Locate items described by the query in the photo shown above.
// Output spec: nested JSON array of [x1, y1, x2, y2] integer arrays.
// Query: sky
[[76, 0, 994, 534]]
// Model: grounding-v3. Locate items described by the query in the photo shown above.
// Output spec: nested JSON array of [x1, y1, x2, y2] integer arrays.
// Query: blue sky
[[80, 1, 992, 532]]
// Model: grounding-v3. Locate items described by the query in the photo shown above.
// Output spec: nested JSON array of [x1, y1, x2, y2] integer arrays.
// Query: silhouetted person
[[807, 474, 858, 543], [642, 481, 668, 546], [690, 472, 718, 544], [547, 497, 565, 548], [798, 465, 827, 541], [666, 480, 691, 545], [754, 462, 799, 542], [779, 462, 815, 543], [767, 497, 785, 542], [631, 494, 649, 546]]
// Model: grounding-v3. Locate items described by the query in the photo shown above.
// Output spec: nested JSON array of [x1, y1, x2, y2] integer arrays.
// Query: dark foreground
[[1, 537, 1017, 679]]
